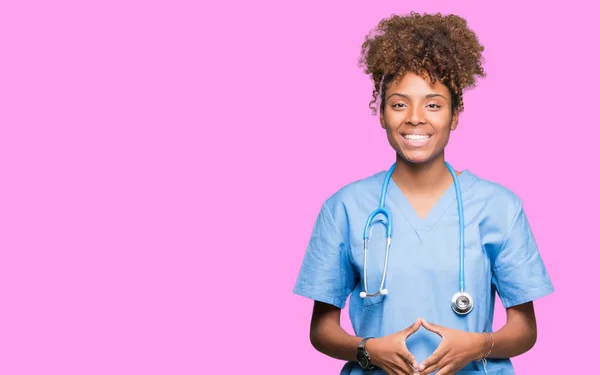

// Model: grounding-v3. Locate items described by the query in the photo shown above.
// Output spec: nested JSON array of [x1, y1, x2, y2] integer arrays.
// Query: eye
[[391, 103, 406, 109], [427, 104, 441, 109]]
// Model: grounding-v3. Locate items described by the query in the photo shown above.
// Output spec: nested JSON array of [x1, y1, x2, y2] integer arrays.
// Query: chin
[[399, 151, 434, 165]]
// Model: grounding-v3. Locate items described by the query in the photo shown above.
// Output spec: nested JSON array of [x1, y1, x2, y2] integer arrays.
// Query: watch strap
[[358, 337, 373, 350], [357, 337, 376, 370]]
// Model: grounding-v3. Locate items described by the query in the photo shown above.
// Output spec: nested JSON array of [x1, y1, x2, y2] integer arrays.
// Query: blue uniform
[[293, 167, 554, 375]]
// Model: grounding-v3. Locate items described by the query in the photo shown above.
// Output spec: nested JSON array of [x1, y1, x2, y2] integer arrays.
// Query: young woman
[[293, 12, 554, 375]]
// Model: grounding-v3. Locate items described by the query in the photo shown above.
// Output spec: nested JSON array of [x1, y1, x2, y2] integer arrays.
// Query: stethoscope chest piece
[[451, 291, 474, 315]]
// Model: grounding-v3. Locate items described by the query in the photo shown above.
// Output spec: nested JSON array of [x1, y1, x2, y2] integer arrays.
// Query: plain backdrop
[[0, 1, 598, 374]]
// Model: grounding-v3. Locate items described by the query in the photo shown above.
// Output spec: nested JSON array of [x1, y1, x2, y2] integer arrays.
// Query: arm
[[486, 301, 538, 358], [418, 302, 539, 375], [310, 301, 422, 375], [486, 200, 552, 358], [309, 301, 363, 362]]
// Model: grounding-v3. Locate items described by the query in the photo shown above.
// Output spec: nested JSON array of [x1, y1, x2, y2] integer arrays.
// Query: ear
[[379, 111, 387, 129], [450, 109, 459, 131]]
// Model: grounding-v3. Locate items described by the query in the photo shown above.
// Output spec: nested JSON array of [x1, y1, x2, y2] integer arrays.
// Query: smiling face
[[380, 71, 459, 165]]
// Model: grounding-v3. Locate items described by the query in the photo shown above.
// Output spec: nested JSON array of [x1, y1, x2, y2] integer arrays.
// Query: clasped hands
[[365, 317, 490, 375]]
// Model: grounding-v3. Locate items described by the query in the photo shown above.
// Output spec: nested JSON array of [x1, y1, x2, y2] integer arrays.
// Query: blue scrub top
[[293, 167, 554, 375]]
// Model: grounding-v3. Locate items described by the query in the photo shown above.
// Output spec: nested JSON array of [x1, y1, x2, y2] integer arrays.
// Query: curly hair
[[358, 12, 486, 115]]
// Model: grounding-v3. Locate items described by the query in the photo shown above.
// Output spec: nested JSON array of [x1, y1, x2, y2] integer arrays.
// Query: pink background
[[0, 1, 597, 374]]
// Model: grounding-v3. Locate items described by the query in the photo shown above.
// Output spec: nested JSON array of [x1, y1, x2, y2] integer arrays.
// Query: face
[[380, 71, 458, 164]]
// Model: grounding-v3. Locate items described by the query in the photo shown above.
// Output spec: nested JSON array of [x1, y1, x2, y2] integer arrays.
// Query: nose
[[406, 106, 425, 126]]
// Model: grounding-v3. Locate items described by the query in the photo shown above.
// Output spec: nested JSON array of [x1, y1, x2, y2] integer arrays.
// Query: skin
[[380, 71, 459, 219], [308, 72, 539, 374]]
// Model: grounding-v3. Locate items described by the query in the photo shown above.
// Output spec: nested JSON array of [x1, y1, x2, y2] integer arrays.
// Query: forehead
[[387, 72, 450, 95]]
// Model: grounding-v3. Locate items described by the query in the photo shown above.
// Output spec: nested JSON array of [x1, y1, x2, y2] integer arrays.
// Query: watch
[[356, 337, 376, 370]]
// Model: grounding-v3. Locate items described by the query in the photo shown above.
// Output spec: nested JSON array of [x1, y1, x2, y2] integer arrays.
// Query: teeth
[[403, 134, 431, 140]]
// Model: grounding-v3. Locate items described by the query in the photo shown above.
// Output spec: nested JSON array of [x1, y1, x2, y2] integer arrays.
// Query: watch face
[[357, 350, 369, 368]]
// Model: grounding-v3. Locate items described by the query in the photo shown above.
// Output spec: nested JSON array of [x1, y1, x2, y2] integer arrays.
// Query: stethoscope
[[359, 161, 474, 315]]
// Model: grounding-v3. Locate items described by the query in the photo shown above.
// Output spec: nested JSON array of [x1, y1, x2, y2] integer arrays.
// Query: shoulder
[[312, 169, 386, 235], [323, 169, 386, 210], [465, 169, 523, 212], [464, 170, 529, 242]]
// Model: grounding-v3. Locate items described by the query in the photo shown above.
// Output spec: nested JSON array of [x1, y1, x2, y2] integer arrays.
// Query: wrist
[[363, 337, 379, 363], [363, 337, 377, 351], [357, 337, 378, 370], [475, 332, 494, 360], [470, 333, 487, 361]]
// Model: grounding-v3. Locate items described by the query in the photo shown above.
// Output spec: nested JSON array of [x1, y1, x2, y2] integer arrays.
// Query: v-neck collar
[[384, 168, 477, 242]]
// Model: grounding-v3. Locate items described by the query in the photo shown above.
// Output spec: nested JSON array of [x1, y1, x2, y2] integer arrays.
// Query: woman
[[293, 12, 554, 375]]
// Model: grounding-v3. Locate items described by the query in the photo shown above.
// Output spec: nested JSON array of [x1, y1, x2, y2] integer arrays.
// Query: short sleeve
[[293, 201, 356, 309], [491, 202, 554, 308]]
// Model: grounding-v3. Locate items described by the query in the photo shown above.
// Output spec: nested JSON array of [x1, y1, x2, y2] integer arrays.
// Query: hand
[[416, 319, 489, 375], [365, 318, 422, 375]]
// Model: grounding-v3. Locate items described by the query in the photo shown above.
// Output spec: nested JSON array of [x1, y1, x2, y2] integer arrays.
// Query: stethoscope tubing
[[360, 161, 470, 313], [447, 164, 465, 293]]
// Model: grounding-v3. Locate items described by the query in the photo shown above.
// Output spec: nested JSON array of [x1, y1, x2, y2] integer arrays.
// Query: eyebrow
[[387, 93, 448, 101]]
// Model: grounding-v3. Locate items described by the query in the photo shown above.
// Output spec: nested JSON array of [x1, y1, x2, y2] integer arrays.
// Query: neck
[[392, 153, 454, 195]]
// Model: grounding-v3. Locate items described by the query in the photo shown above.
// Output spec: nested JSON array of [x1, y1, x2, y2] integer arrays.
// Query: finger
[[418, 348, 446, 373], [378, 365, 399, 375], [379, 362, 407, 375], [390, 358, 413, 375], [398, 344, 419, 370], [377, 365, 396, 375], [421, 319, 444, 337], [403, 318, 422, 338], [400, 355, 420, 374], [433, 364, 457, 375], [418, 362, 442, 375]]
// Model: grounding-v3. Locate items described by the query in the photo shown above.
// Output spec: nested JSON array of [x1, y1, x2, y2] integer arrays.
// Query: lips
[[402, 134, 431, 141], [401, 133, 432, 148]]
